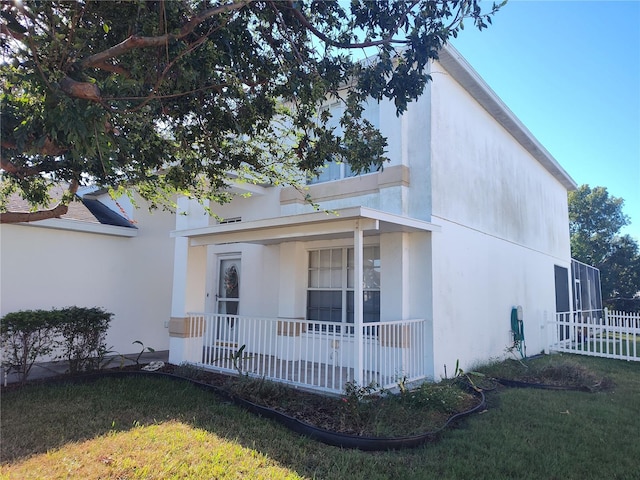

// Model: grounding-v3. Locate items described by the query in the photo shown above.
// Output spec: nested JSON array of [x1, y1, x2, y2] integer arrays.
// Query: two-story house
[[167, 44, 577, 393]]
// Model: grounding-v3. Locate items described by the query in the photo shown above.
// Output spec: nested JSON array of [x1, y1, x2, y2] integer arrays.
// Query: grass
[[1, 354, 640, 479]]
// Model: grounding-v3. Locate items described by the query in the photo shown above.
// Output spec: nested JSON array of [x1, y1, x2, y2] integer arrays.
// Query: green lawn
[[1, 355, 639, 479]]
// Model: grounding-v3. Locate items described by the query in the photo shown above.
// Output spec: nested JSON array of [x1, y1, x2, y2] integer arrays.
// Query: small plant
[[214, 344, 251, 375], [343, 380, 380, 403], [132, 340, 155, 366], [445, 359, 487, 392], [96, 344, 118, 370], [340, 380, 381, 432], [405, 381, 470, 414], [230, 344, 248, 375], [396, 374, 409, 395], [505, 344, 529, 367]]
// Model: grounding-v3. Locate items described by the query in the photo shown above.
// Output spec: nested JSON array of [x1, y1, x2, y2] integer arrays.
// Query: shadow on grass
[[2, 354, 639, 480], [2, 373, 475, 479]]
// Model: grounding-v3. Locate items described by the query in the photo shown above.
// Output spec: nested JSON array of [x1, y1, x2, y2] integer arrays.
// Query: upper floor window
[[307, 100, 380, 185]]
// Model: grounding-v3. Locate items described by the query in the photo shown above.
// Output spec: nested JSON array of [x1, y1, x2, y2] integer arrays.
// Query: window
[[307, 246, 380, 328], [307, 100, 379, 185]]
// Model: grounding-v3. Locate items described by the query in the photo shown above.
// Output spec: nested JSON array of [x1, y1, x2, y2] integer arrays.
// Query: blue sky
[[450, 0, 640, 242]]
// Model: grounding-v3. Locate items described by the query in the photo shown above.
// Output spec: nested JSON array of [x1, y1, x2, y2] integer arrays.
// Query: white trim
[[172, 206, 440, 246], [14, 218, 138, 237]]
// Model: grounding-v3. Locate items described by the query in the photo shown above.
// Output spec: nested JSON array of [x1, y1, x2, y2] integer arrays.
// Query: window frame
[[306, 99, 380, 185], [306, 245, 380, 330]]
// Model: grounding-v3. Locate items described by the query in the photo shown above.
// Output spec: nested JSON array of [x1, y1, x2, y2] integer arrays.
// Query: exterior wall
[[431, 218, 569, 377], [428, 59, 572, 377], [0, 202, 175, 356], [429, 60, 570, 257], [208, 187, 282, 225]]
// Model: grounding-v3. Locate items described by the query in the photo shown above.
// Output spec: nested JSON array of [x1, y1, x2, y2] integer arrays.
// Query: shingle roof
[[4, 184, 135, 227]]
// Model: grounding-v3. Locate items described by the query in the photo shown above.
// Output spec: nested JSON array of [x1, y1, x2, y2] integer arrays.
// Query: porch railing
[[183, 314, 426, 393], [548, 309, 640, 361]]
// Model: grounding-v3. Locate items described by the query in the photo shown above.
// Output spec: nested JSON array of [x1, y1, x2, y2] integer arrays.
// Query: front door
[[216, 257, 240, 345]]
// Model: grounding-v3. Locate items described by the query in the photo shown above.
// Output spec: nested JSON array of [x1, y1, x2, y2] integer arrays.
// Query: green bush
[[1, 307, 113, 383], [0, 310, 59, 384], [54, 307, 113, 374]]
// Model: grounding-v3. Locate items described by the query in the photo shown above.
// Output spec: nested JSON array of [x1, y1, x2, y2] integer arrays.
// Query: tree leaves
[[1, 0, 502, 221], [569, 185, 640, 306]]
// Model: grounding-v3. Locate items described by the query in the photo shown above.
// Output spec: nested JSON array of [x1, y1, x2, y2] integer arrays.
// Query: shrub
[[0, 310, 59, 384], [55, 307, 112, 374], [1, 307, 113, 382]]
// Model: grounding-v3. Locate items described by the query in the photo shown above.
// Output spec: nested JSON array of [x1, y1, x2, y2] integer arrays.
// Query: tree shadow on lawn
[[0, 375, 465, 479], [3, 354, 634, 480]]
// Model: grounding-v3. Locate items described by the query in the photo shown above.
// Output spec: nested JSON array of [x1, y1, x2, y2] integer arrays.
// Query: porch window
[[307, 246, 380, 328]]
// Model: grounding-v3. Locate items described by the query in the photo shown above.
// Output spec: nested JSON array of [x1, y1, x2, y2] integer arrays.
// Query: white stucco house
[[168, 44, 578, 393], [0, 188, 176, 356]]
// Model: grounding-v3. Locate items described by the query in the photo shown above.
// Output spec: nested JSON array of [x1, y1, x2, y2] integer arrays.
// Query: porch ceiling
[[171, 206, 441, 246]]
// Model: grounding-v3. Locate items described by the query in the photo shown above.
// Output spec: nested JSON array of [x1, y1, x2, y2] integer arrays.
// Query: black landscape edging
[[495, 378, 592, 392], [12, 370, 487, 451], [233, 389, 486, 451]]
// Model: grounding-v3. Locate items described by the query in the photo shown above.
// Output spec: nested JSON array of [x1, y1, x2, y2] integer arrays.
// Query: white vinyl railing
[[548, 309, 639, 361], [183, 314, 426, 393]]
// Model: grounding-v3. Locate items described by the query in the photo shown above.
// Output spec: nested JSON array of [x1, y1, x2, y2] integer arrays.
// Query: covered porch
[[169, 206, 439, 393]]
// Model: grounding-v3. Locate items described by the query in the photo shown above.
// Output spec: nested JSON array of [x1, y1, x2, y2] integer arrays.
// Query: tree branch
[[0, 23, 26, 41], [59, 76, 102, 102], [88, 61, 131, 78], [0, 179, 79, 224], [1, 141, 67, 165], [80, 0, 252, 69], [285, 1, 412, 49]]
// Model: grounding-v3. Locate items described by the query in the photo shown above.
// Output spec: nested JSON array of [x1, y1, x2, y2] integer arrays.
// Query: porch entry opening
[[216, 257, 240, 346]]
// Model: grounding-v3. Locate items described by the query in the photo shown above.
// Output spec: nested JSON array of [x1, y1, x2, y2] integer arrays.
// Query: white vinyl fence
[[548, 309, 640, 361], [182, 314, 427, 393]]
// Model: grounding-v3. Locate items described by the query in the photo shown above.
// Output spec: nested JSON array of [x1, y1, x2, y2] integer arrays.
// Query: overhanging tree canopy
[[1, 0, 502, 223]]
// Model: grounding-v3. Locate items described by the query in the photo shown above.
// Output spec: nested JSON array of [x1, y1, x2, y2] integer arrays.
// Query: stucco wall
[[0, 206, 175, 356], [427, 60, 573, 377], [431, 217, 570, 378], [429, 60, 571, 258]]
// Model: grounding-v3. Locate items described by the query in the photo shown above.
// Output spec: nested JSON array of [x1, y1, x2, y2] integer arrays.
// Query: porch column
[[354, 222, 364, 385], [169, 198, 209, 365]]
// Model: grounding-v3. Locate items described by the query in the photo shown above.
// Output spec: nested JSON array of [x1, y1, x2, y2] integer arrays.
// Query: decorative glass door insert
[[216, 258, 240, 346], [217, 258, 240, 315]]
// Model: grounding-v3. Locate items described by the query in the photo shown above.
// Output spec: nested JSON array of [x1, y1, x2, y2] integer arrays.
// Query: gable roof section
[[4, 185, 137, 236], [437, 44, 577, 191]]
